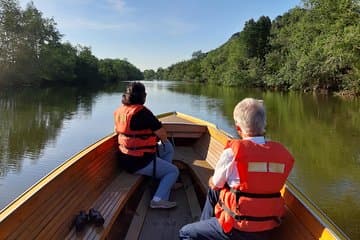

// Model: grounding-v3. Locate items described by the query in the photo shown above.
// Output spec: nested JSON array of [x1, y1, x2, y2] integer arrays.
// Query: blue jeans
[[179, 188, 270, 240], [200, 188, 220, 220], [135, 140, 178, 201]]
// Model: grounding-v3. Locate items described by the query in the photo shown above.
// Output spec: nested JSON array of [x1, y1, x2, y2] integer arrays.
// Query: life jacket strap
[[118, 133, 155, 139], [219, 200, 281, 224], [120, 144, 157, 150], [230, 189, 281, 198]]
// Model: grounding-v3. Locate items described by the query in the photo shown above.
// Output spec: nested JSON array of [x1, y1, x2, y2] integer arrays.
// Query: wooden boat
[[0, 112, 349, 240]]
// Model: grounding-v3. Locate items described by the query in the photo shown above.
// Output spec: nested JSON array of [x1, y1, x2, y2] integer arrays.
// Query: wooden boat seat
[[65, 172, 144, 239]]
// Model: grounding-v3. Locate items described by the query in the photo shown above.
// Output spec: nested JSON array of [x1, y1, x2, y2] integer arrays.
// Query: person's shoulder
[[131, 105, 151, 117], [132, 106, 161, 130], [223, 147, 234, 156], [137, 106, 155, 116], [267, 140, 289, 149], [267, 140, 295, 158]]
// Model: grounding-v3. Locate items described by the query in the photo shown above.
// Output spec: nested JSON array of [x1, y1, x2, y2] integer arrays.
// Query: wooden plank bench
[[65, 172, 144, 240]]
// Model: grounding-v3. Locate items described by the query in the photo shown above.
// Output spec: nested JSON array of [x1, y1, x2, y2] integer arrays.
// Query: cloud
[[59, 17, 139, 31], [107, 0, 128, 13]]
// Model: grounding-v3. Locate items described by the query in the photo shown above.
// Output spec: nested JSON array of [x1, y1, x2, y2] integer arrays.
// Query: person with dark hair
[[114, 82, 179, 209], [179, 98, 294, 240]]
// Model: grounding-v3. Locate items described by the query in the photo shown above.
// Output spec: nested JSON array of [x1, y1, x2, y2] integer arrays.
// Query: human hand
[[208, 176, 220, 190]]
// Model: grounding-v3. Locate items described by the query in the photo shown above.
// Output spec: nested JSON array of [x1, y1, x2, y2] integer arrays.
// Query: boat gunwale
[[0, 132, 117, 221], [284, 181, 350, 240]]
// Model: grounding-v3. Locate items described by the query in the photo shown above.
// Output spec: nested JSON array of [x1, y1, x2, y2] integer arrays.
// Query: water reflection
[[0, 88, 97, 177]]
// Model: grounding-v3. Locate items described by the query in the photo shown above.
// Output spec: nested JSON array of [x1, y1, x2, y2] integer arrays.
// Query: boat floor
[[139, 177, 197, 240], [108, 169, 202, 240]]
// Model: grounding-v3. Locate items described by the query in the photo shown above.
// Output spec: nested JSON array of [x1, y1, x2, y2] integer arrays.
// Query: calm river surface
[[0, 81, 359, 239]]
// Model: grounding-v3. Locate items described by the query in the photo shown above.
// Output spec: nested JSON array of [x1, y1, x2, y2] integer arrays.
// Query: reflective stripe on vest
[[248, 162, 285, 173]]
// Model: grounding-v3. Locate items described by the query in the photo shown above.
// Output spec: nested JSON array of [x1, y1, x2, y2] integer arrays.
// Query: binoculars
[[74, 210, 89, 232], [74, 208, 104, 232], [89, 208, 105, 226]]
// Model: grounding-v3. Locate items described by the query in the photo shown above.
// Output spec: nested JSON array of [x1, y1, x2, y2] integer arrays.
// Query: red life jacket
[[114, 105, 157, 157], [215, 139, 294, 233]]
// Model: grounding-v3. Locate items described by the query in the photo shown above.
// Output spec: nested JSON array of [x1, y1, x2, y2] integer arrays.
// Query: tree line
[[0, 0, 143, 87], [144, 0, 360, 96]]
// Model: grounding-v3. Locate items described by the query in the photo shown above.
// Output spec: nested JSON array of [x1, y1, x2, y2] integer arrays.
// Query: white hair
[[233, 98, 266, 136]]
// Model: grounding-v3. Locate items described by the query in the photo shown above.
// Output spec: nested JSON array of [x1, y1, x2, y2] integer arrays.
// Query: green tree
[[240, 16, 271, 60], [0, 0, 22, 65], [191, 50, 205, 59], [0, 0, 61, 85], [98, 59, 117, 83], [143, 69, 156, 80], [74, 46, 99, 85], [39, 42, 77, 84], [0, 0, 143, 87], [264, 0, 359, 95], [98, 58, 143, 83]]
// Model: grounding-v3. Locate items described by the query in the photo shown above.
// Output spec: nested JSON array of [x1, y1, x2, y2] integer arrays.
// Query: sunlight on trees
[[0, 0, 143, 87], [148, 0, 360, 96]]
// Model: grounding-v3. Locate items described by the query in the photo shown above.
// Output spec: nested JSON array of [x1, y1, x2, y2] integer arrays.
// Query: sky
[[19, 0, 302, 71]]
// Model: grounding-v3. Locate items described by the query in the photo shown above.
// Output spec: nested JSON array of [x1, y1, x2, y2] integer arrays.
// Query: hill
[[146, 0, 360, 96]]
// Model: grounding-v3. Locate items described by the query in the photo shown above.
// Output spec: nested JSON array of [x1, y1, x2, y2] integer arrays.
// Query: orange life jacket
[[215, 139, 294, 233], [114, 105, 157, 157]]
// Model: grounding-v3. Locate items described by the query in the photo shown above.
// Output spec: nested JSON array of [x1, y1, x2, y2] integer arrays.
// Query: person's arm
[[154, 127, 168, 142], [209, 148, 234, 189]]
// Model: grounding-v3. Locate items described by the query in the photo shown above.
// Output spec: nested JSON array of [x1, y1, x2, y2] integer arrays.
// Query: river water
[[0, 81, 359, 239]]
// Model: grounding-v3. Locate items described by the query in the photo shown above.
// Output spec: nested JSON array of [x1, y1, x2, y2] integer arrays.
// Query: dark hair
[[122, 82, 147, 105]]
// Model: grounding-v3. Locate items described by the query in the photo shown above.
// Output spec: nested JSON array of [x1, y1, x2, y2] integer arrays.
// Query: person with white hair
[[179, 98, 295, 240]]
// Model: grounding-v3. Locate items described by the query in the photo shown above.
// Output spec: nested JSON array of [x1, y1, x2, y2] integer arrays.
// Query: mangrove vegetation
[[0, 0, 143, 87], [145, 0, 360, 96]]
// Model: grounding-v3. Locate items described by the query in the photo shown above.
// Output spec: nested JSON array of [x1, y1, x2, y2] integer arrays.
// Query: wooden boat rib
[[0, 112, 349, 240]]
